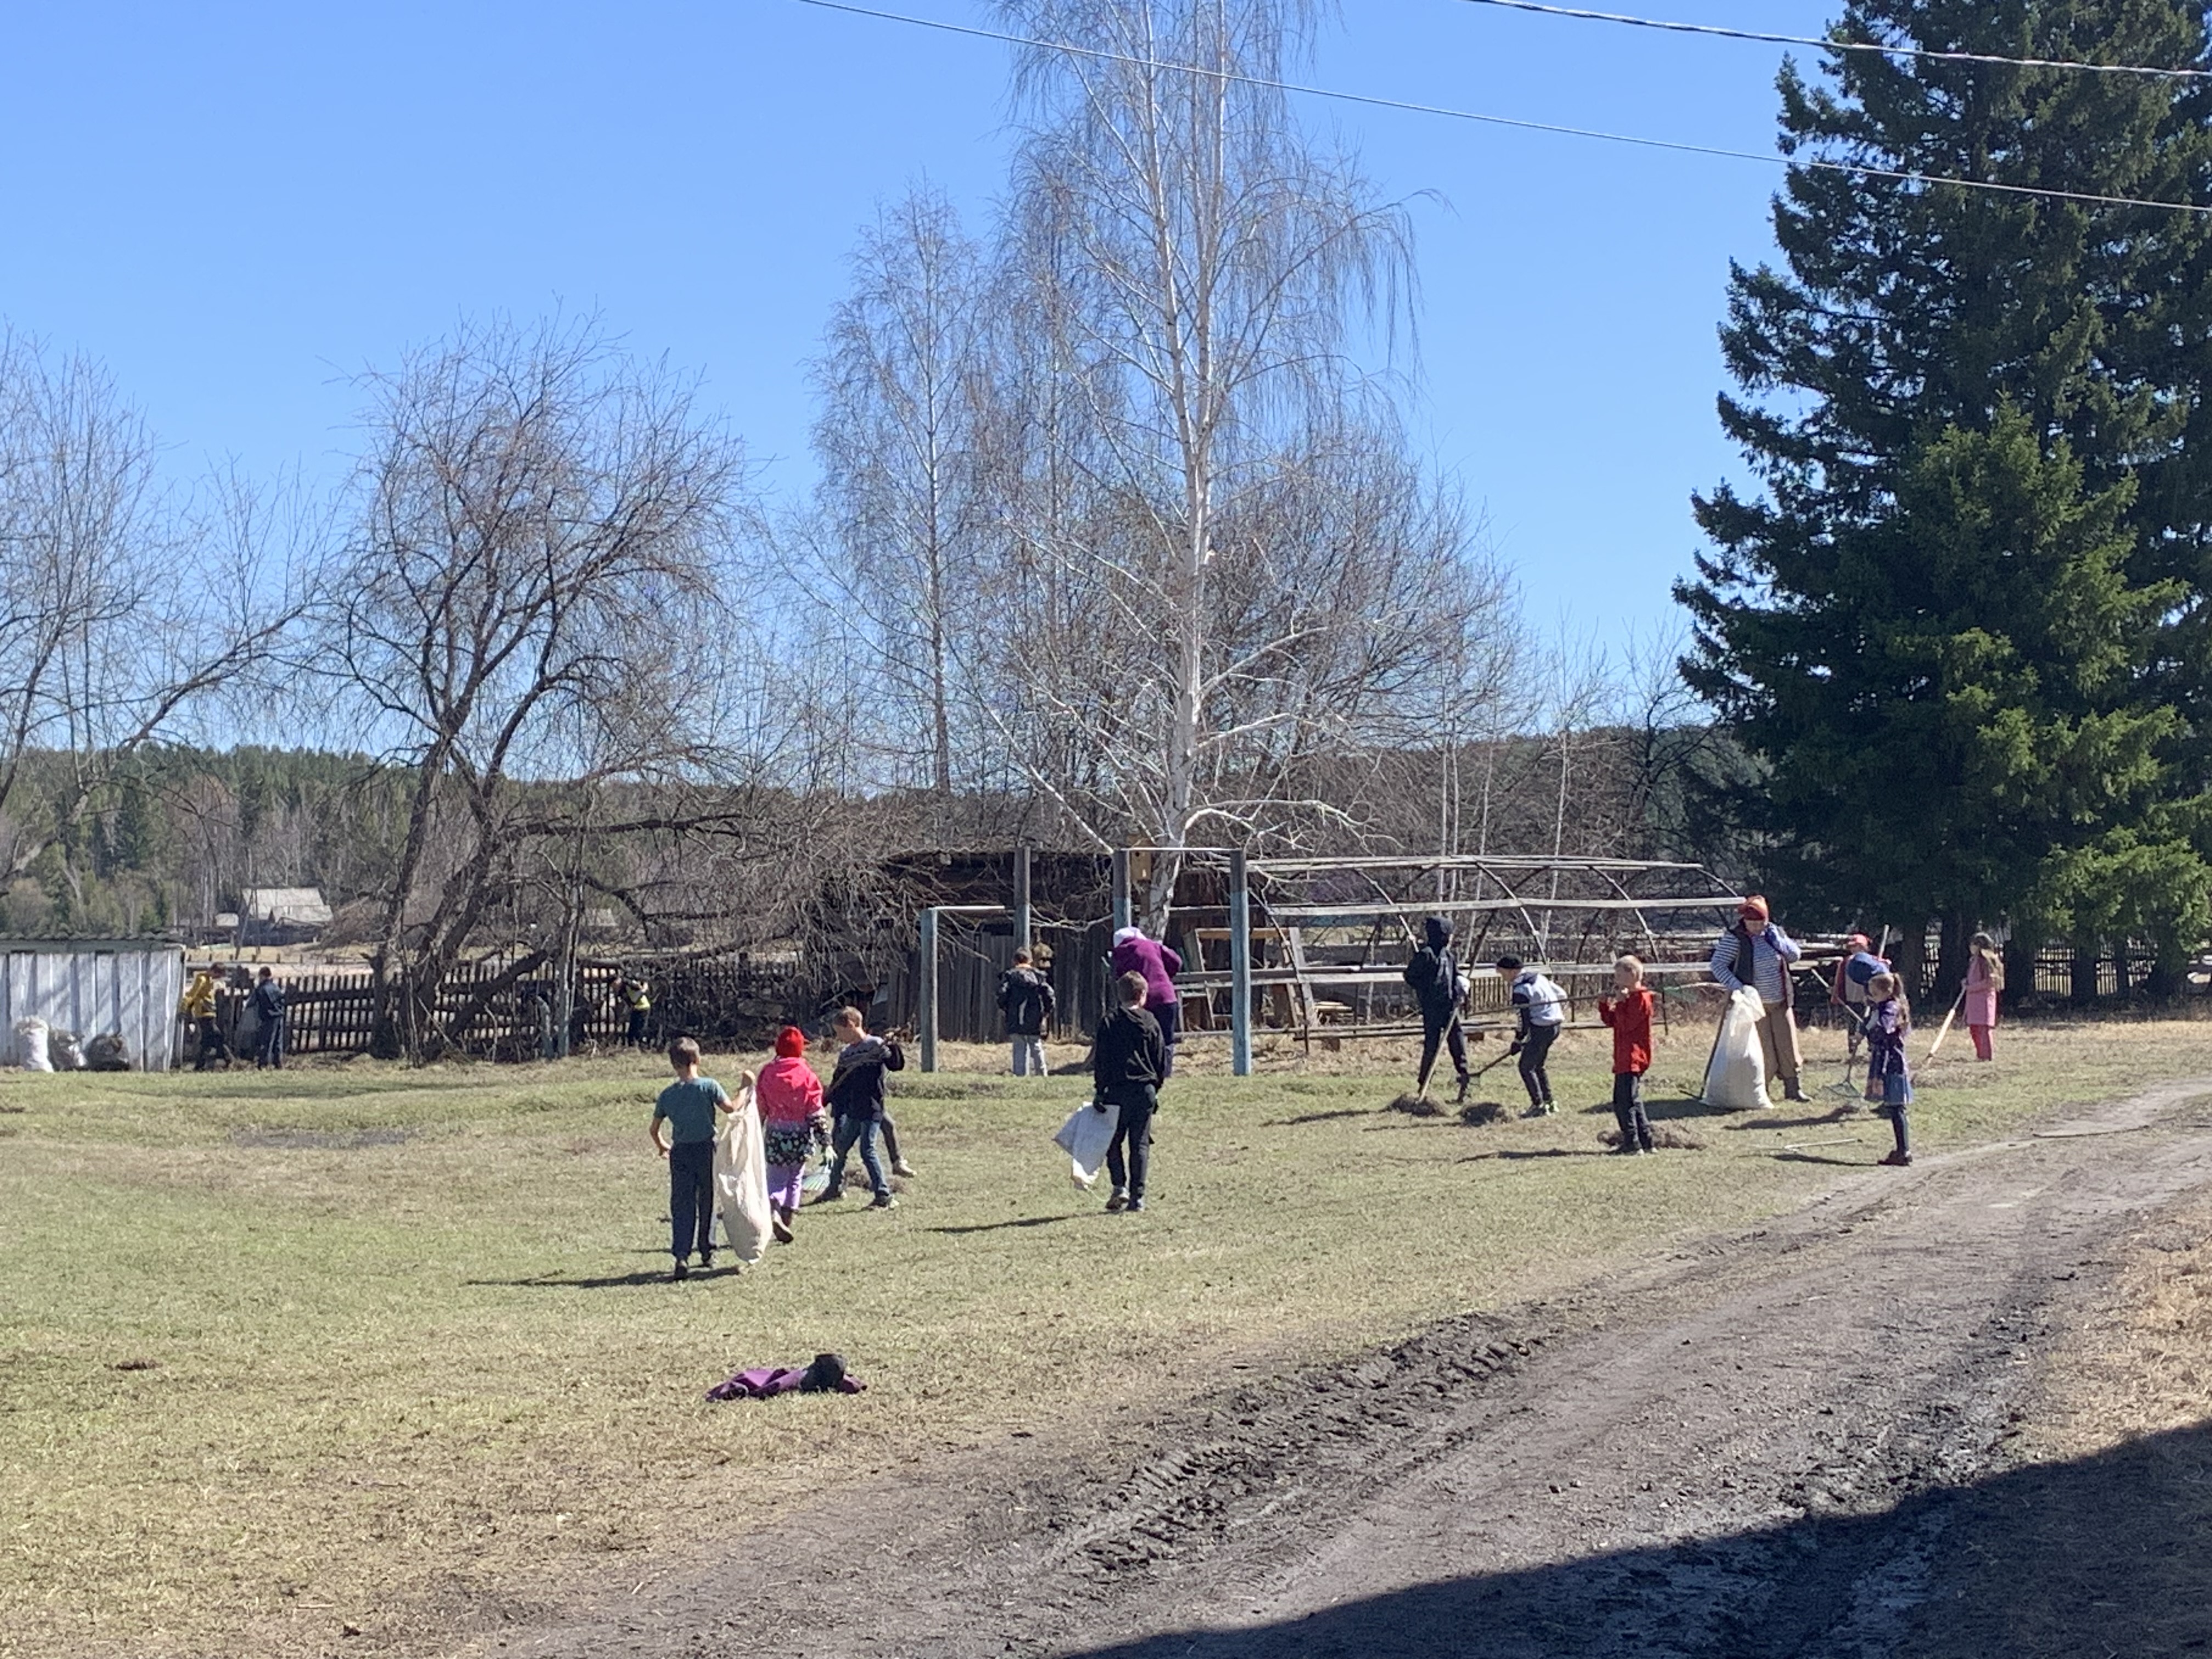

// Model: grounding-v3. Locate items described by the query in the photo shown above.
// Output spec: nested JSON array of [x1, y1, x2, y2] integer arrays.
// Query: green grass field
[[5, 1015, 2210, 1658]]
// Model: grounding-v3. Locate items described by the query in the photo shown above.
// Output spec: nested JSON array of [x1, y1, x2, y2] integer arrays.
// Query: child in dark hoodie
[[1403, 914, 1471, 1103], [821, 1006, 906, 1210], [1092, 970, 1167, 1213]]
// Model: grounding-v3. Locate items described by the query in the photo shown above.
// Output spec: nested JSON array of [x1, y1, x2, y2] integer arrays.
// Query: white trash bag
[[1702, 985, 1769, 1111], [1053, 1098, 1121, 1189], [13, 1017, 50, 1073], [714, 1089, 773, 1267]]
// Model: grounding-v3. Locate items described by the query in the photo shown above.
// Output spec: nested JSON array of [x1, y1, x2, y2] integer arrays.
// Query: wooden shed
[[2, 940, 185, 1071]]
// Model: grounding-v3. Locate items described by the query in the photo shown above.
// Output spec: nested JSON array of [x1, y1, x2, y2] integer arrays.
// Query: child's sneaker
[[817, 1183, 845, 1204], [1127, 1197, 1147, 1213], [892, 1159, 918, 1178], [1880, 1149, 1913, 1167], [1105, 1188, 1129, 1212], [1522, 1103, 1555, 1119], [670, 1259, 689, 1281], [771, 1213, 794, 1244], [870, 1193, 899, 1210]]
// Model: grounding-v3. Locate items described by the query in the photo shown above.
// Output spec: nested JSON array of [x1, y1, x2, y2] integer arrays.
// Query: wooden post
[[1229, 848, 1252, 1077], [1014, 845, 1034, 957], [1111, 849, 1133, 934], [919, 907, 940, 1074]]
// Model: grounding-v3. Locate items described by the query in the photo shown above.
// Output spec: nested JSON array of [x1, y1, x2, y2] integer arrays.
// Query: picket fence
[[193, 955, 801, 1059]]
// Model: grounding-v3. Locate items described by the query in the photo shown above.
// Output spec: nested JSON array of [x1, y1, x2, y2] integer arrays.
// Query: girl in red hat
[[757, 1026, 828, 1243]]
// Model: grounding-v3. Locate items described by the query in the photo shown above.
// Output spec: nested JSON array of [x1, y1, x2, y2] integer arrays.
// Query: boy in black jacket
[[822, 1007, 906, 1210], [1092, 970, 1166, 1214], [998, 949, 1057, 1077]]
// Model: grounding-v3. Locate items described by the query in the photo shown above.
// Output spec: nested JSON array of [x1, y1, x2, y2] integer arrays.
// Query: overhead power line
[[1453, 0, 2212, 81], [794, 0, 2212, 217]]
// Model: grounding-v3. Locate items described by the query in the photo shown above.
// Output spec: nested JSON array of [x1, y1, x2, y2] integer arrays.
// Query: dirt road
[[473, 1079, 2212, 1659]]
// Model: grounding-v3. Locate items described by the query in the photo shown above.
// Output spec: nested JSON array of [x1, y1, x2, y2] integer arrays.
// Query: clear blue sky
[[0, 0, 1839, 642]]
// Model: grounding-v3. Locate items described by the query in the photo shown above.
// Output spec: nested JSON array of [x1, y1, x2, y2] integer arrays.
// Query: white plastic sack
[[1053, 1098, 1121, 1189], [1702, 985, 1770, 1111], [714, 1091, 772, 1267], [13, 1017, 50, 1073]]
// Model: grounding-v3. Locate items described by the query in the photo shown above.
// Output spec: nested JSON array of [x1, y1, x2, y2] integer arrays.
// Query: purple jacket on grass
[[706, 1365, 865, 1401]]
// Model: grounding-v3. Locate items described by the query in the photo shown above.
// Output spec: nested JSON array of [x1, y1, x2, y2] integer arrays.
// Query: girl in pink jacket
[[1965, 934, 2004, 1062], [756, 1026, 828, 1243]]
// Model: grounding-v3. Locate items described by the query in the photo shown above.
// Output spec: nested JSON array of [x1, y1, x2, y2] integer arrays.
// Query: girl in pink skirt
[[1965, 934, 2004, 1062], [756, 1026, 828, 1243]]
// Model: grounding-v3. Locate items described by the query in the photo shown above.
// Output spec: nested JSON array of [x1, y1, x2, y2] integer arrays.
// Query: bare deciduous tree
[[973, 0, 1494, 919], [0, 327, 303, 909], [324, 317, 754, 1058], [813, 188, 992, 803]]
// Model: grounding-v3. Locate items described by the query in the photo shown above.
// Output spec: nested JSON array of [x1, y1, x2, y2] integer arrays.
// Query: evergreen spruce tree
[[1680, 0, 2212, 994]]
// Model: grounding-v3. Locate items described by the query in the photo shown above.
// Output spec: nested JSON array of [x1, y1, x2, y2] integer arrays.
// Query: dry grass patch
[[2039, 1189, 2212, 1454], [6, 1020, 2212, 1658]]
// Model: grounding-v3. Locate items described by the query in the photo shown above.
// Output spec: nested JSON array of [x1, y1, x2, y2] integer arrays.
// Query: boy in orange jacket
[[1598, 955, 1657, 1155]]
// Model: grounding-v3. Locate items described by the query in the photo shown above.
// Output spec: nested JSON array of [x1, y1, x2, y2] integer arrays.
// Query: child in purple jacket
[[1860, 972, 1914, 1167]]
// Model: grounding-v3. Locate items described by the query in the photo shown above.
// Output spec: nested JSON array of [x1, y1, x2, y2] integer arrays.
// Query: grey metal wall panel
[[1, 947, 184, 1070]]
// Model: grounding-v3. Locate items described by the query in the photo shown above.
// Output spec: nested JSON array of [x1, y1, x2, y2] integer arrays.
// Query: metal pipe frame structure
[[1182, 850, 1744, 1077]]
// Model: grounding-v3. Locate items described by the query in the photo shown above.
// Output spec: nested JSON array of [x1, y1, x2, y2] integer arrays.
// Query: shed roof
[[240, 888, 334, 925]]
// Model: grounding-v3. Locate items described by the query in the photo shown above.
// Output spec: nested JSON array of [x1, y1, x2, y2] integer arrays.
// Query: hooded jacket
[[1598, 985, 1655, 1075], [1401, 916, 1462, 1015], [997, 966, 1056, 1036], [756, 1054, 825, 1127], [1091, 1003, 1166, 1096], [826, 1035, 904, 1121], [1109, 930, 1182, 1008]]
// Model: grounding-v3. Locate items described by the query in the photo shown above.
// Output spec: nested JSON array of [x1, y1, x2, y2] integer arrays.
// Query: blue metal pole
[[1230, 848, 1252, 1077]]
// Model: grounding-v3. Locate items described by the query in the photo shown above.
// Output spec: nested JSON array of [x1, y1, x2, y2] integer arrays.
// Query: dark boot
[[1453, 1071, 1471, 1106], [1633, 1107, 1656, 1153], [1612, 1107, 1642, 1153]]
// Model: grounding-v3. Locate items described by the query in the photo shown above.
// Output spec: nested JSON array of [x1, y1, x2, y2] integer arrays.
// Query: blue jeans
[[830, 1115, 888, 1198], [1012, 1035, 1046, 1075], [668, 1139, 715, 1260]]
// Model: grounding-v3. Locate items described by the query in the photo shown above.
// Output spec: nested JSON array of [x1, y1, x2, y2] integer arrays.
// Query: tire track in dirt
[[471, 1079, 2212, 1659]]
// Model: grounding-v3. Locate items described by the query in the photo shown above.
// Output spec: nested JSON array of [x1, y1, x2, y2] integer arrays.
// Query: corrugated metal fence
[[2, 943, 183, 1071]]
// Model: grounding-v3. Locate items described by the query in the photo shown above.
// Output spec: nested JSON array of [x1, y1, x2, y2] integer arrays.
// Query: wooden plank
[[1284, 927, 1323, 1041]]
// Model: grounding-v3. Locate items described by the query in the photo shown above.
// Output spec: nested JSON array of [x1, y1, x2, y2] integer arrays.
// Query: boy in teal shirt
[[650, 1036, 735, 1279]]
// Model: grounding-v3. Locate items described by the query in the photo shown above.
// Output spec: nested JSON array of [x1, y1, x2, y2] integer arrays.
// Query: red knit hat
[[1739, 894, 1770, 922], [775, 1026, 806, 1058]]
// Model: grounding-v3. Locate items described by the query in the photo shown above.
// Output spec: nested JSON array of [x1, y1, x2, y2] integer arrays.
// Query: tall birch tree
[[992, 0, 1476, 922]]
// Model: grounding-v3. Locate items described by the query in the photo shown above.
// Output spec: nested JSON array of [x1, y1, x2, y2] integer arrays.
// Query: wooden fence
[[877, 919, 1114, 1045], [193, 955, 804, 1060]]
